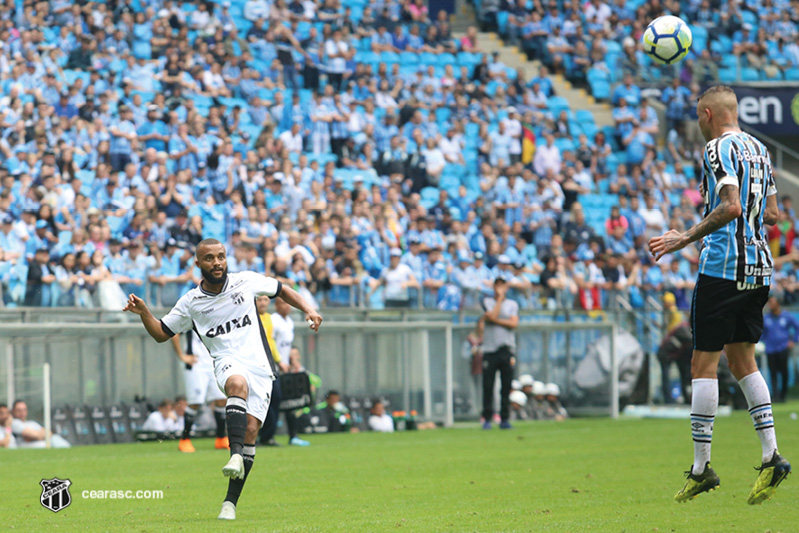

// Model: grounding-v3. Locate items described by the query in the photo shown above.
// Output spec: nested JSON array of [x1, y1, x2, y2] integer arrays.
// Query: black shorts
[[690, 274, 769, 352]]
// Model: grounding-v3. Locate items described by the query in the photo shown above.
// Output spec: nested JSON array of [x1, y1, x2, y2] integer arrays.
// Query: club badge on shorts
[[40, 478, 72, 513]]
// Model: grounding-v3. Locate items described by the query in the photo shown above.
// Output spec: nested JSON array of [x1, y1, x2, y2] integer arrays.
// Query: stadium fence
[[0, 319, 619, 436]]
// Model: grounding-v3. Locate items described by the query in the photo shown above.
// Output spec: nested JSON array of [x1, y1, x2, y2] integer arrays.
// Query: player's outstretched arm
[[278, 285, 323, 333], [649, 184, 741, 261], [123, 294, 171, 343]]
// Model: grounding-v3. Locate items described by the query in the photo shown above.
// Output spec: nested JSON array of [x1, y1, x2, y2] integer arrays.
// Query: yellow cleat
[[178, 438, 196, 453], [748, 452, 791, 505], [674, 462, 720, 502]]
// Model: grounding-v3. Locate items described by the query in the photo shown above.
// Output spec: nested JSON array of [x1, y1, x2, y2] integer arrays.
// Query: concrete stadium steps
[[451, 29, 614, 129], [453, 0, 475, 33]]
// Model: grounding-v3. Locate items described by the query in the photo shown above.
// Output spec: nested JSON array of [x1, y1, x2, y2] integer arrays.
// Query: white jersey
[[270, 312, 294, 363], [161, 271, 282, 377]]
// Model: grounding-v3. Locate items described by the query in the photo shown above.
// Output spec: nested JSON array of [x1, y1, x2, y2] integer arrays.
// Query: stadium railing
[[0, 320, 620, 443]]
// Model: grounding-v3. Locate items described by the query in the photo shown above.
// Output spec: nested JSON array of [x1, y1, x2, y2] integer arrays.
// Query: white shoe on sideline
[[217, 501, 236, 520], [222, 454, 245, 479]]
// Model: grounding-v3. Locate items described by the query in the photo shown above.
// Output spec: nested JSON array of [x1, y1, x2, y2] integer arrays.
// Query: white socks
[[739, 372, 778, 463], [691, 379, 718, 474]]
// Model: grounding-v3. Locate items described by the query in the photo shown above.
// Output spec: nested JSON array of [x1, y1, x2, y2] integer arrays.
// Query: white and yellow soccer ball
[[642, 15, 693, 65]]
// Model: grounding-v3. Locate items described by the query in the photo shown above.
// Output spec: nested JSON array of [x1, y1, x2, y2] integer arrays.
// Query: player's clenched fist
[[305, 310, 323, 333]]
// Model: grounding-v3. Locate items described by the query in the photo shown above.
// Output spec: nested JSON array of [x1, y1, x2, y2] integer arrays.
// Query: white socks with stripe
[[739, 372, 778, 463], [691, 379, 718, 475]]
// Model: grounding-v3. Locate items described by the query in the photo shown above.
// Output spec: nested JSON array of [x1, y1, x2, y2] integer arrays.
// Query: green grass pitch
[[4, 403, 798, 532]]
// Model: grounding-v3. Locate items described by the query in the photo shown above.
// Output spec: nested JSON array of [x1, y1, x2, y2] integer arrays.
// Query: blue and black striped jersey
[[698, 131, 776, 286]]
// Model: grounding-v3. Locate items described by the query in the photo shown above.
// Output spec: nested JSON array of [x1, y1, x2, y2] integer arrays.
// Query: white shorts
[[184, 365, 227, 405], [214, 359, 274, 423]]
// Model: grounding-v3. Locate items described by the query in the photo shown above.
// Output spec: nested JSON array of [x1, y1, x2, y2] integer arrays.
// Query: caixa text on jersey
[[205, 315, 253, 338]]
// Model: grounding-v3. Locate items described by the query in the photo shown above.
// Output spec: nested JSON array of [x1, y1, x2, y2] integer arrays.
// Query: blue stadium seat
[[785, 68, 799, 81], [717, 35, 732, 53], [496, 11, 509, 36], [720, 55, 737, 69], [380, 51, 400, 64], [440, 175, 460, 191], [435, 107, 452, 125], [554, 138, 575, 152], [692, 26, 708, 41], [575, 109, 595, 125], [718, 68, 737, 83], [439, 53, 457, 66], [740, 67, 760, 81], [741, 11, 758, 30], [419, 187, 438, 205], [400, 52, 419, 65], [547, 96, 569, 110], [580, 122, 598, 139], [356, 51, 379, 65], [590, 80, 610, 100]]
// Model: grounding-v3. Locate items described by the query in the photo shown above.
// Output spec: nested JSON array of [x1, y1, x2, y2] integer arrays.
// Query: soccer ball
[[642, 15, 692, 65]]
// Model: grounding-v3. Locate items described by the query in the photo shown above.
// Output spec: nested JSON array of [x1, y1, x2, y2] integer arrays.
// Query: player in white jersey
[[650, 86, 790, 505], [171, 329, 228, 453], [124, 239, 322, 521]]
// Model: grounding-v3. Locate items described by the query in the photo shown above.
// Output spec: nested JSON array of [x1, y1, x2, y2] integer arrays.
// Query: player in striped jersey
[[649, 85, 790, 505]]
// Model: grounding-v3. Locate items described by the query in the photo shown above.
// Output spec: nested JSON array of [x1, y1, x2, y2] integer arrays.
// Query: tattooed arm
[[648, 184, 742, 261]]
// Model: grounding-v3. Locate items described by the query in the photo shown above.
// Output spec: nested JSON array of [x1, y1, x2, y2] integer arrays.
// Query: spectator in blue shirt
[[137, 105, 169, 152], [612, 98, 637, 145], [623, 126, 654, 167], [108, 105, 137, 172], [762, 296, 799, 402], [611, 74, 641, 107], [422, 248, 448, 308], [53, 91, 79, 120], [660, 78, 692, 131]]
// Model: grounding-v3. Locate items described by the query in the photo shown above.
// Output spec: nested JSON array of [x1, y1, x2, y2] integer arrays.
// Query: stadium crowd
[[2, 0, 799, 313], [486, 0, 799, 89]]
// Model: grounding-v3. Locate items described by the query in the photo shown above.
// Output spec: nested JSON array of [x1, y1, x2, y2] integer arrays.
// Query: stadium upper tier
[[0, 0, 796, 312], [480, 0, 799, 95]]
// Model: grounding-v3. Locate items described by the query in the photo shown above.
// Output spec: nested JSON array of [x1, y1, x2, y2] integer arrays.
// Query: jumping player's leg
[[675, 275, 726, 502], [726, 341, 792, 503], [689, 349, 721, 475], [725, 342, 778, 463]]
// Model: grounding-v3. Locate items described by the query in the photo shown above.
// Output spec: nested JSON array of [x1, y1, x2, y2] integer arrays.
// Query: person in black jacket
[[25, 248, 55, 306]]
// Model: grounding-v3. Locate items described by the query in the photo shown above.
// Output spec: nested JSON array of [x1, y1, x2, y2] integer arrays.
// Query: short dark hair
[[196, 238, 224, 258], [174, 395, 186, 404], [326, 390, 340, 398], [158, 398, 172, 409], [0, 403, 7, 410]]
